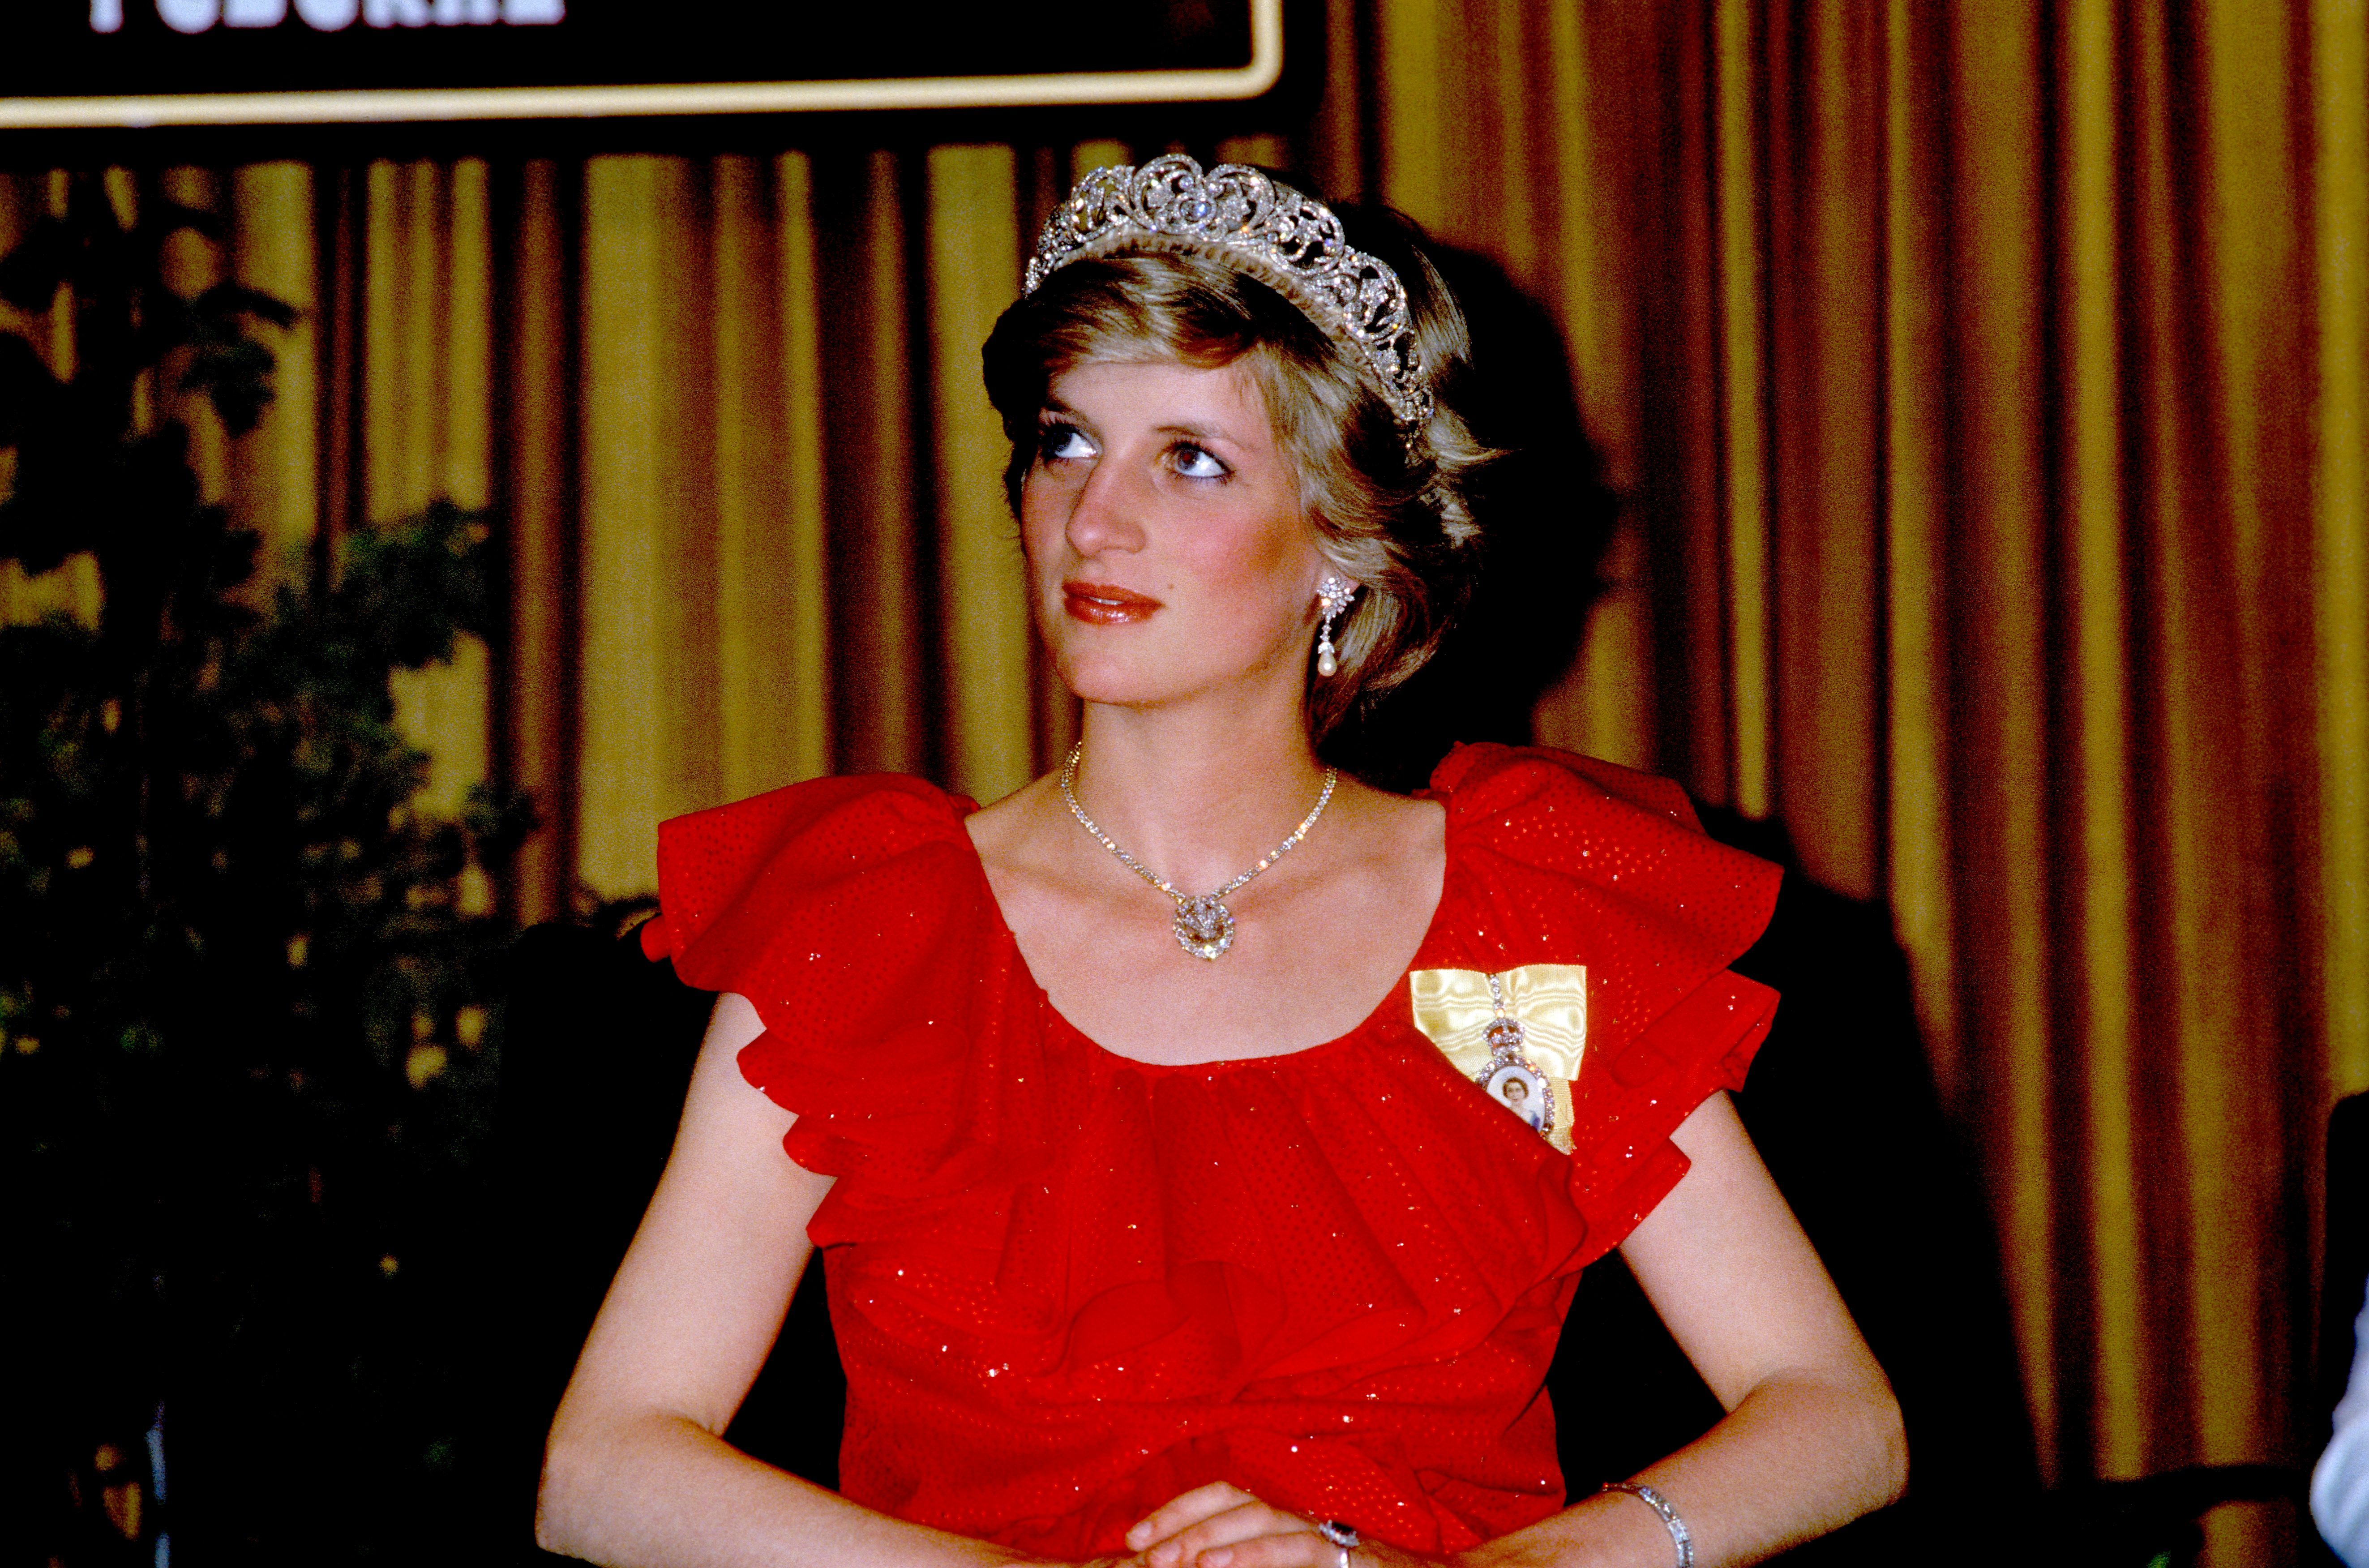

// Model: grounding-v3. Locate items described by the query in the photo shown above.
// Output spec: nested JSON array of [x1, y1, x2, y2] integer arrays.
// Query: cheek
[[1180, 513, 1319, 614], [1016, 477, 1068, 576]]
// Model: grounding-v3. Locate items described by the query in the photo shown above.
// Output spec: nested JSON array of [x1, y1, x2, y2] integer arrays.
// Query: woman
[[537, 157, 1905, 1568]]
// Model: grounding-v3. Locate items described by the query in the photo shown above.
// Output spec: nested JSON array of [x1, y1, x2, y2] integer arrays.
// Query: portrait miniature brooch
[[1408, 964, 1586, 1152]]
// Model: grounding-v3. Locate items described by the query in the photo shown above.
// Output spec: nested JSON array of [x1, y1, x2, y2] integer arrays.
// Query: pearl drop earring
[[1315, 576, 1357, 678]]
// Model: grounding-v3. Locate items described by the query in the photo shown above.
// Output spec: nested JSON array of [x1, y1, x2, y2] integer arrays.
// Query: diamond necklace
[[1058, 741, 1340, 961]]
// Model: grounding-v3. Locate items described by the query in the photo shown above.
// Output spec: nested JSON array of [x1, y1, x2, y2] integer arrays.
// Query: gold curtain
[[5, 1, 2365, 1558], [1307, 14, 2365, 1551]]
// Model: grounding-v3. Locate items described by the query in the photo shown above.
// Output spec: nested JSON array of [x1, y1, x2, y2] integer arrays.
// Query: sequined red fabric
[[638, 743, 1781, 1559]]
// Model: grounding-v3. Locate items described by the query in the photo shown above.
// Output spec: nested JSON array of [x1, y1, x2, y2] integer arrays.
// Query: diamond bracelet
[[1602, 1482, 1692, 1568]]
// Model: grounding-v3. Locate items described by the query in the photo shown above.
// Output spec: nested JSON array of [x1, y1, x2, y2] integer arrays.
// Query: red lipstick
[[1063, 580, 1162, 625]]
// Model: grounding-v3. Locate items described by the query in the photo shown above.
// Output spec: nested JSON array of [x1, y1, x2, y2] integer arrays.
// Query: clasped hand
[[1079, 1482, 1450, 1568]]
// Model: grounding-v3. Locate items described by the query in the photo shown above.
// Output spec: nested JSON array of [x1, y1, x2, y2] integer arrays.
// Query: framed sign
[[0, 0, 1281, 128]]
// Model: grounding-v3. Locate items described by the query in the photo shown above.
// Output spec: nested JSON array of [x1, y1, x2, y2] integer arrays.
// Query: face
[[1021, 357, 1340, 712]]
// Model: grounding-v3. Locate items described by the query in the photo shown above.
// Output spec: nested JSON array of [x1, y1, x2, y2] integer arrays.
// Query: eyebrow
[[1154, 420, 1235, 444], [1035, 400, 1239, 446]]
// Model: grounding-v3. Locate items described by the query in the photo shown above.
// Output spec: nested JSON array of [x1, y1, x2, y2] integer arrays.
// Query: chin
[[1042, 639, 1170, 707], [1043, 625, 1153, 701], [1064, 652, 1308, 720], [1056, 660, 1175, 710]]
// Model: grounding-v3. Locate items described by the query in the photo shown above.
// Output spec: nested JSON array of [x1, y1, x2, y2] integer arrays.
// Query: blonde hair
[[982, 207, 1495, 745]]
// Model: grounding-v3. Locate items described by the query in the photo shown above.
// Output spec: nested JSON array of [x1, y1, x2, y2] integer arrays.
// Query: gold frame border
[[0, 0, 1281, 128]]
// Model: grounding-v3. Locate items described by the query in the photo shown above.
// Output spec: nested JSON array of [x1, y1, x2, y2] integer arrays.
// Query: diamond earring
[[1314, 575, 1357, 678]]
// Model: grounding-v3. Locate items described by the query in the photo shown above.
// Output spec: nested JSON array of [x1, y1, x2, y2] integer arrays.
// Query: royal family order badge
[[1408, 964, 1587, 1152]]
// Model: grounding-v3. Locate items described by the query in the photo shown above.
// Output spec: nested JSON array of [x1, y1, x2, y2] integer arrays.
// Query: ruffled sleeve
[[635, 773, 1035, 1206], [1427, 743, 1782, 1265]]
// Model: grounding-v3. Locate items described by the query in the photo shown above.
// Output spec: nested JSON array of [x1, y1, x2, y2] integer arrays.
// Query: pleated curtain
[[4, 3, 2365, 1561]]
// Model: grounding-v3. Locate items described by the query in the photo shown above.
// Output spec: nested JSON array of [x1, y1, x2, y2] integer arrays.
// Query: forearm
[[537, 1407, 1039, 1568], [1460, 1368, 1906, 1568]]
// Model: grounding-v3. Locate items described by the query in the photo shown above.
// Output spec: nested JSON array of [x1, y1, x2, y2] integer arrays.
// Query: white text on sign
[[92, 0, 565, 33]]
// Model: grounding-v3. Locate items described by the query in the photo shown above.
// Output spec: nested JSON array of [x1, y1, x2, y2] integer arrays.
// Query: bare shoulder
[[1317, 776, 1444, 909], [963, 771, 1060, 862], [1336, 775, 1444, 859], [962, 772, 1089, 947], [962, 772, 1072, 904]]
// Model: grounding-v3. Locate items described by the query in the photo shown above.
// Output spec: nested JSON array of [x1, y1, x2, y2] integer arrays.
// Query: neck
[[1067, 699, 1332, 895]]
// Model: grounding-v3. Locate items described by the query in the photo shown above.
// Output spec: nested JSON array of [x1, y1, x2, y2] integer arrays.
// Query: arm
[[1468, 1091, 1906, 1568], [535, 993, 1044, 1568], [1130, 1093, 1904, 1568]]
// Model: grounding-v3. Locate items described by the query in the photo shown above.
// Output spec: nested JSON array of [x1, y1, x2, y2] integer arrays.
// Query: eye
[[1037, 421, 1096, 464], [1171, 443, 1230, 481]]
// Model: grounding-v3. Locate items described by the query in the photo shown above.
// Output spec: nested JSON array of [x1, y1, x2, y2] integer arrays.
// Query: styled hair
[[981, 202, 1495, 745]]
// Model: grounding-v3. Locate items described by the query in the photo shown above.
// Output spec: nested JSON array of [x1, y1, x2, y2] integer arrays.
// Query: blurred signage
[[0, 0, 1279, 127]]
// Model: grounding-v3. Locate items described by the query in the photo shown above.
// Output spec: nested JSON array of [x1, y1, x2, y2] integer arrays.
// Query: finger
[[1189, 1531, 1341, 1568], [1127, 1483, 1259, 1551], [1147, 1502, 1316, 1568]]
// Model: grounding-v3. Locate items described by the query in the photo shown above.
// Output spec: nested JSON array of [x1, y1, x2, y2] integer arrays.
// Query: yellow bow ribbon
[[1407, 964, 1589, 1084]]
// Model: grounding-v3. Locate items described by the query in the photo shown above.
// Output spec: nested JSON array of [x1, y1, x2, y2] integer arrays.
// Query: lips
[[1062, 580, 1162, 625]]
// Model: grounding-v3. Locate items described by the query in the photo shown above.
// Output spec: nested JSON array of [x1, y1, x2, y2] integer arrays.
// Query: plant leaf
[[193, 281, 299, 331]]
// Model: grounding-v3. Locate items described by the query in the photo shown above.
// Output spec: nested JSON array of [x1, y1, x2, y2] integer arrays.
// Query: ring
[[1315, 1519, 1359, 1567]]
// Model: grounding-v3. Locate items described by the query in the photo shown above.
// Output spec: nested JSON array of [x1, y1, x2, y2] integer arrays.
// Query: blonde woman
[[538, 159, 1904, 1568]]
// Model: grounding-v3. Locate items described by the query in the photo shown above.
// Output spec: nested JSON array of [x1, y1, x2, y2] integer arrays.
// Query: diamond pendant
[[1173, 895, 1236, 961], [1475, 1016, 1555, 1135]]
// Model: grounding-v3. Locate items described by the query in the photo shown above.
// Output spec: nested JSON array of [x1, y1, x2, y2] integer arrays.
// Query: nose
[[1062, 452, 1145, 557]]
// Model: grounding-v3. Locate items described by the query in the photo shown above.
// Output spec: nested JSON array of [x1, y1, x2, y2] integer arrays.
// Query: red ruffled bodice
[[637, 744, 1781, 1559]]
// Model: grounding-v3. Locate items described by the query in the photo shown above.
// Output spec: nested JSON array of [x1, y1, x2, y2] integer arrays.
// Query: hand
[[1121, 1482, 1444, 1568]]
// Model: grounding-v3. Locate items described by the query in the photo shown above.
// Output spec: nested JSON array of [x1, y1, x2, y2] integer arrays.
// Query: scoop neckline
[[954, 791, 1455, 1075]]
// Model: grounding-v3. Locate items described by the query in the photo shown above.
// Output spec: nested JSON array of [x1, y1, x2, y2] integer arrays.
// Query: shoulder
[[1424, 742, 1776, 916], [638, 772, 990, 998], [1421, 741, 1782, 1080], [957, 771, 1060, 881], [1426, 741, 1713, 835], [636, 775, 1043, 1193], [1420, 745, 1787, 1263], [652, 773, 974, 901]]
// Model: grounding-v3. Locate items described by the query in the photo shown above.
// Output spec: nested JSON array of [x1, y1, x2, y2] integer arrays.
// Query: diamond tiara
[[1023, 154, 1438, 436]]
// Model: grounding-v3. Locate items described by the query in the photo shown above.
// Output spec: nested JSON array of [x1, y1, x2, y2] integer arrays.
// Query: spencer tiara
[[1024, 154, 1438, 436]]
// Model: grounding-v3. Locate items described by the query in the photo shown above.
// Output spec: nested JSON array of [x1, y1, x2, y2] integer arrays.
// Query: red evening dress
[[637, 743, 1782, 1560]]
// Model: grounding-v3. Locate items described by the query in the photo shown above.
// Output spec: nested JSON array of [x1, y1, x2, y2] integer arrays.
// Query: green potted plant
[[0, 171, 527, 1563]]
